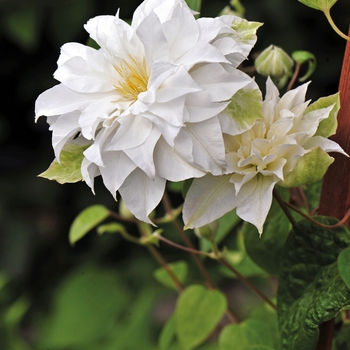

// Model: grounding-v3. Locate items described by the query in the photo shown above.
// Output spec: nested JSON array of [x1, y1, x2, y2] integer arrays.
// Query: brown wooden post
[[316, 29, 350, 350]]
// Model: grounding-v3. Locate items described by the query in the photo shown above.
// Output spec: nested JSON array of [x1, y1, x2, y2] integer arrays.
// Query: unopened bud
[[194, 221, 219, 242], [255, 45, 294, 85]]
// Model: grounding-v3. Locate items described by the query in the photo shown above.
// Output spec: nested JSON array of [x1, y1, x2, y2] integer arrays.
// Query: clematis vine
[[35, 0, 261, 223], [183, 77, 347, 234]]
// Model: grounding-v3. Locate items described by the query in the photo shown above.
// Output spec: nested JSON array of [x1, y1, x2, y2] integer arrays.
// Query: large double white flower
[[35, 0, 259, 223], [183, 78, 347, 234]]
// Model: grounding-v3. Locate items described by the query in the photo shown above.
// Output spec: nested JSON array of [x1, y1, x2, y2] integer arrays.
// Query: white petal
[[54, 55, 115, 93], [35, 84, 89, 118], [304, 136, 348, 155], [154, 137, 205, 181], [99, 151, 137, 198], [162, 5, 199, 60], [107, 116, 153, 151], [184, 91, 230, 123], [119, 168, 166, 224], [190, 63, 251, 101], [49, 112, 81, 159], [183, 174, 249, 229], [78, 95, 115, 140], [83, 121, 118, 167], [175, 40, 228, 68], [135, 11, 169, 63], [123, 126, 161, 178], [85, 15, 144, 61], [236, 175, 277, 234], [81, 157, 100, 193], [182, 118, 227, 174], [155, 65, 201, 103]]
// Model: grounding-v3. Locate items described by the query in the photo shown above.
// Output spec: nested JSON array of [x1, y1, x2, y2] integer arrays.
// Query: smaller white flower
[[183, 77, 347, 234]]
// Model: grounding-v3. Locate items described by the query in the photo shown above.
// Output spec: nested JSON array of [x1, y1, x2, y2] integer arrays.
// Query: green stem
[[323, 9, 350, 41], [147, 244, 185, 293], [218, 257, 276, 310], [155, 234, 212, 258], [286, 201, 350, 230], [273, 189, 297, 227]]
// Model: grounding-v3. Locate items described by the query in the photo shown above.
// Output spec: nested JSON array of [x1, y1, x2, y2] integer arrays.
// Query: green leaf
[[50, 0, 94, 45], [39, 142, 90, 184], [306, 93, 340, 138], [185, 0, 201, 12], [175, 285, 227, 350], [298, 0, 337, 11], [280, 147, 334, 188], [38, 265, 130, 349], [338, 246, 350, 289], [153, 261, 188, 290], [220, 250, 267, 278], [220, 303, 280, 350], [159, 315, 176, 350], [244, 188, 291, 275], [277, 217, 350, 350], [3, 8, 42, 52], [225, 86, 263, 134], [69, 205, 110, 245]]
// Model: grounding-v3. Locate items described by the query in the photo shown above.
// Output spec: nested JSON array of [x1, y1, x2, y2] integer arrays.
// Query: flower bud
[[255, 45, 294, 86], [194, 221, 219, 242]]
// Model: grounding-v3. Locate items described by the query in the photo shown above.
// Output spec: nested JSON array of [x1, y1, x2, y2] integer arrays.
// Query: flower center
[[114, 56, 149, 102]]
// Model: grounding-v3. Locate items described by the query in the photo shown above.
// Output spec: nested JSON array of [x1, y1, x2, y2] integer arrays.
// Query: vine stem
[[282, 201, 350, 230], [273, 189, 297, 227], [323, 9, 350, 42], [162, 192, 215, 289], [161, 192, 238, 323], [155, 234, 212, 257], [217, 257, 276, 310], [286, 62, 301, 92], [147, 244, 185, 293]]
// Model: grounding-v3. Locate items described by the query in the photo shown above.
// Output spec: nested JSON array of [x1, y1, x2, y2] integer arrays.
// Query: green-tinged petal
[[39, 142, 90, 184], [298, 0, 337, 11], [305, 93, 340, 138], [183, 174, 245, 229], [230, 17, 263, 49], [222, 84, 263, 135], [280, 147, 334, 188]]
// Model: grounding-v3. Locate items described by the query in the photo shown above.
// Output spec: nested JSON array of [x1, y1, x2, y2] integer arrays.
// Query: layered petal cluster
[[183, 78, 347, 234], [35, 0, 260, 223]]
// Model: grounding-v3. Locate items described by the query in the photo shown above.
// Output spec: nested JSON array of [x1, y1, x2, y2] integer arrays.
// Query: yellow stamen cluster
[[114, 56, 149, 102]]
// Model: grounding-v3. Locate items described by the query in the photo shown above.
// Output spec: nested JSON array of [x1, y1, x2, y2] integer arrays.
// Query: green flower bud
[[194, 221, 219, 242], [255, 45, 294, 87]]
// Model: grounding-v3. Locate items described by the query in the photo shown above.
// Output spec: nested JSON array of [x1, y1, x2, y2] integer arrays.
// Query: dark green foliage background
[[0, 0, 349, 348]]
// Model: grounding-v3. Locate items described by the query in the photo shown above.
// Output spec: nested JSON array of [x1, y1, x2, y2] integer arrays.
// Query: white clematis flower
[[183, 77, 347, 234], [35, 0, 260, 223]]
